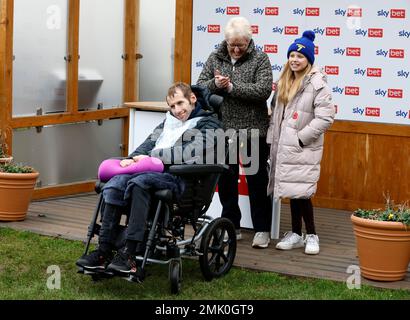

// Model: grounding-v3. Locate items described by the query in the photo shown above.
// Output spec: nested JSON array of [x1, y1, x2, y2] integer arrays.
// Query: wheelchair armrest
[[168, 164, 229, 175], [154, 189, 173, 202], [95, 180, 106, 194]]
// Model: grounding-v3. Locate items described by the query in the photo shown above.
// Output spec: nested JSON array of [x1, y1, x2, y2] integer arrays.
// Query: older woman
[[197, 17, 273, 249]]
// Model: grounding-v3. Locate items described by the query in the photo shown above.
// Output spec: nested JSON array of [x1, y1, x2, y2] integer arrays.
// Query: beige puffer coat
[[266, 66, 335, 200]]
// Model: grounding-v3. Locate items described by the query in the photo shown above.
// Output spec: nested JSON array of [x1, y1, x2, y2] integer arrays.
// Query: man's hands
[[120, 155, 149, 167]]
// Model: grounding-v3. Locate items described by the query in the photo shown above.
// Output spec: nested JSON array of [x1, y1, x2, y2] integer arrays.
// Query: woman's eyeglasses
[[226, 42, 248, 50]]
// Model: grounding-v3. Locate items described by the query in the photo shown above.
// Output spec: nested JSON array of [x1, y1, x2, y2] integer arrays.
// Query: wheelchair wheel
[[199, 217, 236, 281], [169, 260, 182, 294]]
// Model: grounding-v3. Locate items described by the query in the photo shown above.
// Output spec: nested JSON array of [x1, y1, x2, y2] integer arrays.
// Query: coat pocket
[[282, 126, 303, 152]]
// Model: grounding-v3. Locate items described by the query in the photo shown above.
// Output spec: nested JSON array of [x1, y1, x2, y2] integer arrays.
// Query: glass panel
[[13, 0, 68, 116], [79, 0, 124, 110], [139, 0, 176, 101], [12, 120, 123, 187]]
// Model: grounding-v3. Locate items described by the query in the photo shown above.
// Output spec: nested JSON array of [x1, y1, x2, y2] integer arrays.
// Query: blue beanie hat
[[287, 30, 315, 65]]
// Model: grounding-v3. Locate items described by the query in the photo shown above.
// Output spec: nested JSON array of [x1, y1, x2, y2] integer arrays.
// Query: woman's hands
[[120, 155, 149, 167], [214, 69, 231, 89]]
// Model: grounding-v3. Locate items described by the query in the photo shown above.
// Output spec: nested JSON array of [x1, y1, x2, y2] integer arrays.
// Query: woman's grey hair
[[224, 17, 252, 41]]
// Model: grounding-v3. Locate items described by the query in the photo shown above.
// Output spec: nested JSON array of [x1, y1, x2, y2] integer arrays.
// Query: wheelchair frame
[[78, 164, 237, 294]]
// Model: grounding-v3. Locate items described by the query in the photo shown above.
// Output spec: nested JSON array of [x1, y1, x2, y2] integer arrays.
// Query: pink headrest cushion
[[98, 157, 164, 182]]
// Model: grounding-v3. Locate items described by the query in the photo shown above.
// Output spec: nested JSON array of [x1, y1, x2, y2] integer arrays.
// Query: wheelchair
[[77, 163, 237, 294], [77, 93, 237, 294]]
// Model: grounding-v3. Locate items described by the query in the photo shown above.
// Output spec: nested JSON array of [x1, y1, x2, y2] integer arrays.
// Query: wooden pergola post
[[0, 0, 14, 153], [174, 0, 192, 83]]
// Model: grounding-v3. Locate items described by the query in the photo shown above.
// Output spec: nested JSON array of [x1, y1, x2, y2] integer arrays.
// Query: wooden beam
[[33, 181, 96, 200], [122, 116, 129, 157], [0, 0, 13, 154], [174, 0, 193, 83], [123, 0, 139, 102], [10, 108, 129, 129], [329, 120, 410, 138], [67, 0, 79, 113]]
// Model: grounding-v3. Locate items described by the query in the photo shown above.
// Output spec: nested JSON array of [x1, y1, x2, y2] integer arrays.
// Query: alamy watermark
[[346, 265, 361, 289], [46, 265, 61, 290], [346, 5, 362, 30], [46, 5, 62, 30], [149, 128, 262, 175]]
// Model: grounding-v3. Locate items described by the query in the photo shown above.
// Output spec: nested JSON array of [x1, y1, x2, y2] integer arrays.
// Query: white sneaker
[[305, 234, 320, 255], [252, 232, 270, 248], [224, 229, 242, 241], [275, 231, 304, 250]]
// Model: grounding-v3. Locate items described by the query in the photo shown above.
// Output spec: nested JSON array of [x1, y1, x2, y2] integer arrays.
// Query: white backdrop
[[191, 0, 410, 125]]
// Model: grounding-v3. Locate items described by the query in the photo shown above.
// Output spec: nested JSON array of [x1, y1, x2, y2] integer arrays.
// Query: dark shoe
[[107, 250, 138, 275], [76, 250, 112, 271]]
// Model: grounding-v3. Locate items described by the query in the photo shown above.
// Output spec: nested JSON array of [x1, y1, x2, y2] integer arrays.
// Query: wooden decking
[[1, 193, 409, 291]]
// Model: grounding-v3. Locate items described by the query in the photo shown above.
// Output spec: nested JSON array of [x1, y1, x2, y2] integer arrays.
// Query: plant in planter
[[0, 149, 39, 222], [351, 197, 410, 282]]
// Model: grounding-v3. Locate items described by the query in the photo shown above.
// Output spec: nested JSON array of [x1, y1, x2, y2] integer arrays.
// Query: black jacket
[[129, 87, 222, 165]]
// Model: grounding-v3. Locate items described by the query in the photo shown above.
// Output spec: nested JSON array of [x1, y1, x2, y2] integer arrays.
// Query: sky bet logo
[[215, 7, 240, 15], [334, 47, 361, 56], [397, 70, 409, 79], [293, 8, 320, 16], [335, 8, 362, 17], [264, 45, 278, 54], [196, 25, 220, 33], [333, 86, 360, 95], [253, 7, 279, 15], [396, 110, 410, 119], [272, 26, 299, 35], [356, 28, 383, 37], [354, 68, 382, 77], [353, 107, 380, 117], [324, 66, 339, 75], [326, 27, 341, 36], [251, 25, 259, 34], [195, 61, 205, 69], [375, 89, 403, 98], [399, 30, 410, 38], [272, 64, 283, 72], [376, 49, 405, 58], [378, 9, 406, 18]]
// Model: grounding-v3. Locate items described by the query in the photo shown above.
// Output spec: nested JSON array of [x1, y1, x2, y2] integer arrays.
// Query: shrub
[[0, 162, 35, 174], [354, 197, 410, 226]]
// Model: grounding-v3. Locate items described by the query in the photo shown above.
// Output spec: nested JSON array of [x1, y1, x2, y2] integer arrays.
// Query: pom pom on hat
[[287, 30, 316, 65], [302, 30, 315, 42]]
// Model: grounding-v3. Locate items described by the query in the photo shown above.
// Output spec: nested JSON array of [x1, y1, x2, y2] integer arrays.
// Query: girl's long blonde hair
[[277, 62, 312, 106]]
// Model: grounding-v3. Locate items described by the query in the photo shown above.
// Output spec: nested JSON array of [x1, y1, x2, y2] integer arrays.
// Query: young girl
[[267, 30, 335, 255]]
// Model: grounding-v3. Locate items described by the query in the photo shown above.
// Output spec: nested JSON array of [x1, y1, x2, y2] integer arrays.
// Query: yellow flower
[[388, 214, 394, 220]]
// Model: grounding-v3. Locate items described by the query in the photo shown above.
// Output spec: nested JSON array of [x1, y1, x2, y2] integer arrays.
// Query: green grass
[[0, 227, 409, 300]]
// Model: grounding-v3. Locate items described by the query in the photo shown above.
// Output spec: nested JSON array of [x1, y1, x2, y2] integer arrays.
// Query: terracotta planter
[[0, 171, 39, 221], [351, 214, 410, 281]]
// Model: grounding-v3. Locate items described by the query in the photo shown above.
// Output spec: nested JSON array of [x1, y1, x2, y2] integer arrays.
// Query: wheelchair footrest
[[125, 269, 145, 283]]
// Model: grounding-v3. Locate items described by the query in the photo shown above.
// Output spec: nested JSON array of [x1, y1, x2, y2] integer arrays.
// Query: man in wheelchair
[[76, 82, 224, 276]]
